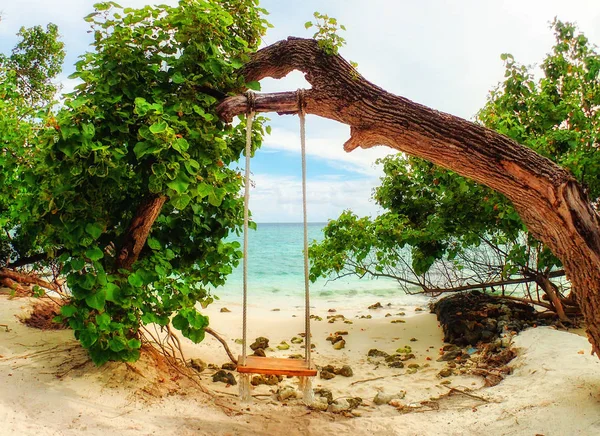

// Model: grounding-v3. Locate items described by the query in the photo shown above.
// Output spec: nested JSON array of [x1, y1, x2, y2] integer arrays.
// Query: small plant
[[305, 12, 347, 55]]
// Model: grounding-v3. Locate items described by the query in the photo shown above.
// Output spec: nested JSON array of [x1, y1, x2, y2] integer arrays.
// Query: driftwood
[[217, 37, 600, 356]]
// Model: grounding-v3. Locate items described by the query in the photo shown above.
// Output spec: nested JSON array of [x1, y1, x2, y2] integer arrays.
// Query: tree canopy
[[1, 0, 270, 365]]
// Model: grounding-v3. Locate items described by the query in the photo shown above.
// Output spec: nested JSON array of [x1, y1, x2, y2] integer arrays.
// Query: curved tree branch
[[217, 37, 600, 355]]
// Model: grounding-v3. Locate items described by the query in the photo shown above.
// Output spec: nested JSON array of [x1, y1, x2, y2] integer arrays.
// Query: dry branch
[[206, 327, 238, 364]]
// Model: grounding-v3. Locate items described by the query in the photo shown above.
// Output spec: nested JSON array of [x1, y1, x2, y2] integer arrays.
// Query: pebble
[[368, 302, 383, 309], [391, 319, 406, 324], [220, 307, 231, 313], [328, 399, 351, 413], [221, 362, 236, 371], [437, 350, 462, 361], [277, 385, 297, 401], [291, 337, 303, 344], [373, 392, 395, 405], [310, 398, 329, 411], [396, 346, 412, 354], [320, 370, 336, 380], [368, 349, 390, 358], [212, 370, 236, 385], [250, 337, 269, 350], [334, 365, 353, 377], [333, 339, 346, 350], [277, 341, 290, 350], [438, 368, 453, 377], [327, 314, 346, 323], [253, 348, 266, 357], [189, 358, 206, 373], [314, 388, 333, 404]]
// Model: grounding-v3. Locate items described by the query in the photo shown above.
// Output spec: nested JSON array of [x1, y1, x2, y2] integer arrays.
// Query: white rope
[[298, 90, 312, 367], [241, 92, 255, 366]]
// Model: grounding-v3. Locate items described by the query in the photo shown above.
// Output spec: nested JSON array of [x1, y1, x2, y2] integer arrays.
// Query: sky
[[1, 0, 599, 222]]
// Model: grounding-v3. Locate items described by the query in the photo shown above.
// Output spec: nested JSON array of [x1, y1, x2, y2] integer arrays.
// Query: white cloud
[[248, 173, 381, 223], [263, 124, 394, 176]]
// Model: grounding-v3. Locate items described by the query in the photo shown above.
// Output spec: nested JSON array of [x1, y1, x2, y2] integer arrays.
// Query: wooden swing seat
[[237, 355, 317, 377]]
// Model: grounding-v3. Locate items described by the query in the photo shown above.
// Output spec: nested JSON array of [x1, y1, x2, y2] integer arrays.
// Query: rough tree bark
[[217, 37, 600, 355], [116, 195, 167, 271]]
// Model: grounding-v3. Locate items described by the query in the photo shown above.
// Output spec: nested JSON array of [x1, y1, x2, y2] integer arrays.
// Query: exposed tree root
[[206, 327, 238, 364]]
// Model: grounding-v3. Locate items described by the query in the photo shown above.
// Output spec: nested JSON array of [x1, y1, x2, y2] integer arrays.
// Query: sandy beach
[[1, 294, 600, 436]]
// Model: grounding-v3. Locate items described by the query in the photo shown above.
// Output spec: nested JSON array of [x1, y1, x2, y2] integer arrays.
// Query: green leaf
[[79, 329, 98, 348], [171, 194, 191, 210], [128, 338, 141, 349], [305, 21, 313, 29], [166, 171, 191, 194], [133, 141, 151, 159], [184, 159, 200, 175], [109, 336, 127, 352], [85, 246, 104, 261], [172, 313, 188, 330], [246, 81, 261, 91], [71, 258, 85, 271], [172, 71, 186, 84], [197, 183, 212, 198], [147, 237, 161, 250], [149, 121, 168, 134], [60, 305, 78, 317], [185, 328, 206, 343], [82, 123, 95, 138], [104, 283, 121, 303], [127, 273, 144, 288], [85, 289, 106, 310], [85, 222, 103, 240], [96, 313, 111, 330], [173, 137, 189, 154]]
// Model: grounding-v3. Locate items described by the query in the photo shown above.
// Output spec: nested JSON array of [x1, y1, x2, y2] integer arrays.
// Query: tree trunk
[[116, 195, 167, 271], [217, 37, 600, 356]]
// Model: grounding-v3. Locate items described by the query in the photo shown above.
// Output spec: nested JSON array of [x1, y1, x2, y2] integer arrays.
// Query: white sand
[[1, 295, 599, 435]]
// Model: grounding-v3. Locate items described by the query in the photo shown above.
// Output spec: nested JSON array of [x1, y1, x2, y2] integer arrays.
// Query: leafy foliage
[[0, 24, 66, 266], [2, 0, 270, 365], [311, 20, 598, 304], [305, 12, 347, 55]]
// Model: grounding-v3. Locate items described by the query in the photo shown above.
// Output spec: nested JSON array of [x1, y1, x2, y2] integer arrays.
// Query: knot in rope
[[296, 88, 306, 116], [246, 90, 256, 114]]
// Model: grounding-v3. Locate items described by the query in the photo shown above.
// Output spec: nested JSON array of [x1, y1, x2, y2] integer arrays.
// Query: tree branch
[[116, 195, 167, 271], [0, 268, 58, 291], [216, 37, 600, 354]]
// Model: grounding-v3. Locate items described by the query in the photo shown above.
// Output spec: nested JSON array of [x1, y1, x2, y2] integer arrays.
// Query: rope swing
[[237, 90, 317, 403]]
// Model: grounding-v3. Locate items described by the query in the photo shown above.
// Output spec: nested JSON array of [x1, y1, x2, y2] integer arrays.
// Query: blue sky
[[1, 0, 599, 222]]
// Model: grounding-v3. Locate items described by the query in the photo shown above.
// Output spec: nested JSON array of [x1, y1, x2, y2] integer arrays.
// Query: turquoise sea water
[[213, 223, 430, 309]]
